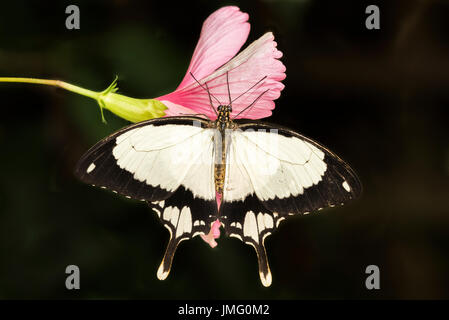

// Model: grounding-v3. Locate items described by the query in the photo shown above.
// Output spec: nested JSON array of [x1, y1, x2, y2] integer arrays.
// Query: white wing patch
[[86, 163, 96, 173], [243, 211, 259, 244], [230, 222, 243, 229], [224, 130, 327, 202], [176, 207, 193, 238], [112, 125, 215, 200], [240, 211, 275, 245], [262, 213, 274, 229], [169, 207, 180, 227], [193, 220, 206, 227], [342, 180, 351, 192], [155, 204, 201, 240]]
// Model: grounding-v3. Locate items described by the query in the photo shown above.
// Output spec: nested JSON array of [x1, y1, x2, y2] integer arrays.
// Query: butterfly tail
[[157, 236, 180, 281], [255, 242, 272, 287]]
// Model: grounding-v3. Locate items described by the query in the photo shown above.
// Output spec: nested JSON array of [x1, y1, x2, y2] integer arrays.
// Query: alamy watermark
[[365, 265, 380, 290], [65, 5, 80, 30], [65, 264, 80, 290], [365, 5, 380, 30]]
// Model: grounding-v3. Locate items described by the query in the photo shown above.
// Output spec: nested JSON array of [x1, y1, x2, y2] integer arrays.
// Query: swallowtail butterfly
[[75, 81, 361, 287]]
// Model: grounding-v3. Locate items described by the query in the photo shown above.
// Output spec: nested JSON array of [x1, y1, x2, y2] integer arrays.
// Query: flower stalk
[[0, 76, 167, 123]]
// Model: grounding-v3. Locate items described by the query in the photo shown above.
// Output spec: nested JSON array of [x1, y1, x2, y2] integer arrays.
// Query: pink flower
[[158, 6, 286, 248], [157, 6, 286, 120]]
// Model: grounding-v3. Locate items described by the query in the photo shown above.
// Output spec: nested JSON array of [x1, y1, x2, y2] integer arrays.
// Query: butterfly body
[[75, 111, 361, 287], [212, 105, 235, 195]]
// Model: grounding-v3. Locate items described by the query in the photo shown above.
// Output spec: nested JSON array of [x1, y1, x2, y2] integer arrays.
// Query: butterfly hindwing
[[220, 193, 275, 287], [148, 186, 216, 280]]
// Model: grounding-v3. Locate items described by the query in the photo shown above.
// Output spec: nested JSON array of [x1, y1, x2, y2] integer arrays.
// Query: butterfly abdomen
[[214, 163, 225, 194], [214, 129, 227, 195]]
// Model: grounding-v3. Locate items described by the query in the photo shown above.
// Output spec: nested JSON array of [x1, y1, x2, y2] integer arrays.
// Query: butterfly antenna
[[231, 75, 267, 104], [190, 72, 220, 116], [204, 82, 218, 117], [226, 71, 232, 107], [179, 113, 211, 120], [232, 89, 269, 119]]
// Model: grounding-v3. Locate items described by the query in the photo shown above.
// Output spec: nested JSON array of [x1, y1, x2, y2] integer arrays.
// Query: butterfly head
[[217, 105, 232, 128]]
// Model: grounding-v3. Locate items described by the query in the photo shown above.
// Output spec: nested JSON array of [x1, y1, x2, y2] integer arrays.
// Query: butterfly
[[74, 77, 362, 287]]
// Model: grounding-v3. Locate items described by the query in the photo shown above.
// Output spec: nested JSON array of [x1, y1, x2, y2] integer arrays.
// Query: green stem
[[0, 76, 168, 123], [0, 77, 100, 100]]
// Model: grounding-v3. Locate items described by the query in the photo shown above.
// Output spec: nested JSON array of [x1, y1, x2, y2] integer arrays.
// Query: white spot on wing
[[263, 214, 273, 229], [257, 213, 265, 232], [176, 207, 192, 238], [342, 180, 351, 192], [260, 270, 272, 287], [162, 206, 172, 222], [169, 207, 180, 227], [243, 211, 259, 244], [157, 263, 169, 280], [87, 163, 96, 173]]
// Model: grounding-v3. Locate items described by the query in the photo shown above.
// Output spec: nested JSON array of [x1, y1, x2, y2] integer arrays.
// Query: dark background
[[0, 0, 448, 299]]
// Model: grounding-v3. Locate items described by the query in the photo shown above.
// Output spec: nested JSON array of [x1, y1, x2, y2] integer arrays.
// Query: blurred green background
[[0, 0, 448, 299]]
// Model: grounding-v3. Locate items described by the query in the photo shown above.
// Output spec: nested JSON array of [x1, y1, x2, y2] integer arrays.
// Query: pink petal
[[211, 219, 221, 238], [200, 219, 222, 248], [200, 234, 218, 248], [158, 32, 286, 120], [159, 100, 198, 116], [176, 6, 250, 90]]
